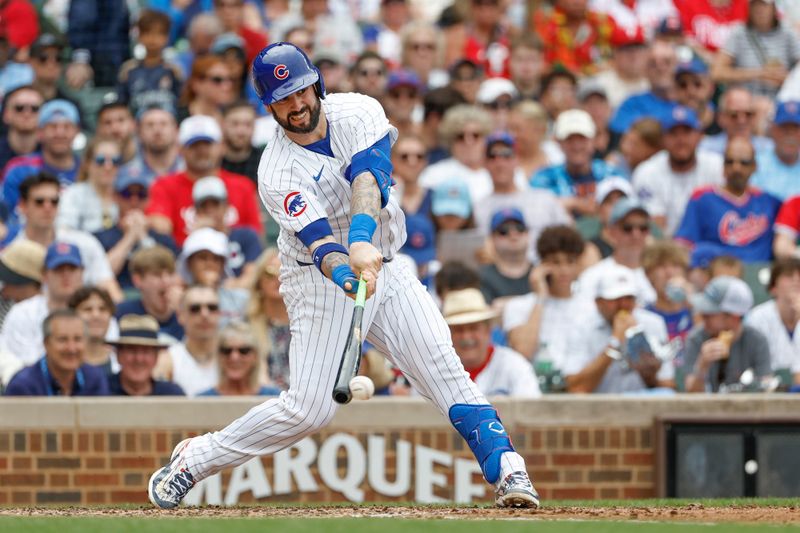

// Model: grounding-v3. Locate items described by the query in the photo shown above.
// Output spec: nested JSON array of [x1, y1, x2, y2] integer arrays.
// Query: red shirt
[[673, 0, 748, 52], [775, 195, 800, 240], [239, 27, 269, 64], [0, 0, 38, 49], [146, 169, 262, 246]]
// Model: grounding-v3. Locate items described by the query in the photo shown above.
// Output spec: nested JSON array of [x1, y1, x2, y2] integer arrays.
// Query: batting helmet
[[252, 42, 326, 105]]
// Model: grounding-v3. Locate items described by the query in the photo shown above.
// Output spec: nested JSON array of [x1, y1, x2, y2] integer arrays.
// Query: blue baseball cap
[[432, 179, 471, 219], [211, 32, 245, 55], [44, 242, 82, 270], [609, 197, 649, 225], [689, 242, 728, 270], [387, 69, 423, 93], [485, 131, 515, 151], [490, 207, 527, 232], [115, 166, 150, 193], [38, 99, 80, 127], [774, 101, 800, 126], [661, 105, 700, 131], [676, 57, 709, 77], [401, 214, 436, 265]]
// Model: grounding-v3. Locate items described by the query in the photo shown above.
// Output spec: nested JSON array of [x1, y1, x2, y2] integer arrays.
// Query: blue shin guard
[[449, 404, 514, 484]]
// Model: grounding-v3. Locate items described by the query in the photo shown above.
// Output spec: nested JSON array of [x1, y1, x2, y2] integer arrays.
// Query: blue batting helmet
[[251, 42, 326, 105]]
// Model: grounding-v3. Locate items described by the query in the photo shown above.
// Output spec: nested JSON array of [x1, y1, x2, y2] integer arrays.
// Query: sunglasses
[[358, 68, 385, 77], [455, 131, 483, 142], [724, 157, 755, 166], [389, 89, 418, 99], [119, 188, 148, 200], [485, 99, 513, 110], [495, 221, 526, 236], [621, 223, 650, 234], [188, 302, 220, 314], [206, 75, 234, 85], [94, 155, 122, 166], [487, 149, 514, 160], [32, 196, 59, 207], [219, 345, 254, 356], [677, 79, 703, 89], [12, 103, 41, 113], [725, 110, 755, 120], [398, 151, 426, 163], [409, 42, 436, 52], [36, 53, 61, 64]]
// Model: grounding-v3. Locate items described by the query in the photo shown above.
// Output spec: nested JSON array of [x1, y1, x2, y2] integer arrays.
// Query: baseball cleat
[[495, 471, 540, 509], [148, 438, 195, 509]]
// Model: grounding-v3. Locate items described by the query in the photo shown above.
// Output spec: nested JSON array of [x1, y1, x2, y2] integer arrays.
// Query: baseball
[[349, 376, 375, 400]]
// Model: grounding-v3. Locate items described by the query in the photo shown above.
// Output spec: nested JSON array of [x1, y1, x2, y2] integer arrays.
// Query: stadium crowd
[[0, 0, 799, 398]]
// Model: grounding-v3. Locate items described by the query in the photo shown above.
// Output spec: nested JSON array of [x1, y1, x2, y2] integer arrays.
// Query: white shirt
[[502, 291, 597, 371], [168, 343, 218, 397], [418, 158, 493, 206], [590, 69, 651, 110], [744, 300, 800, 371], [632, 150, 724, 237], [0, 294, 47, 366], [56, 182, 118, 234], [562, 306, 673, 393], [12, 229, 115, 286], [472, 345, 541, 398], [577, 257, 657, 306]]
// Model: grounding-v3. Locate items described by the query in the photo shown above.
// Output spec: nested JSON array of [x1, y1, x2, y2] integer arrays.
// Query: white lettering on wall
[[367, 435, 411, 497], [414, 445, 452, 503], [273, 438, 318, 495], [318, 434, 366, 502]]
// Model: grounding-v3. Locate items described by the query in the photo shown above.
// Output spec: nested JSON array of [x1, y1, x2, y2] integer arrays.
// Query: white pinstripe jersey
[[257, 93, 405, 263]]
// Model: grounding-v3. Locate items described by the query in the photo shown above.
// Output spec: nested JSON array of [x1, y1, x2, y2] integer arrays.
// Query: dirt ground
[[1, 504, 798, 524]]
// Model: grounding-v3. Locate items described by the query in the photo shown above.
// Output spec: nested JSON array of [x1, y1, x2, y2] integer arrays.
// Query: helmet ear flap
[[313, 66, 326, 99]]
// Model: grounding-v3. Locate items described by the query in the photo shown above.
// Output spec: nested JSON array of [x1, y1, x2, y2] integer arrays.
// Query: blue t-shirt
[[2, 152, 79, 218], [675, 186, 782, 263], [107, 373, 185, 396], [117, 60, 182, 115], [530, 159, 620, 199], [645, 305, 693, 342], [198, 385, 281, 396], [751, 149, 800, 201], [4, 357, 109, 396], [93, 226, 179, 290], [228, 227, 263, 277], [115, 299, 184, 342], [609, 91, 675, 134]]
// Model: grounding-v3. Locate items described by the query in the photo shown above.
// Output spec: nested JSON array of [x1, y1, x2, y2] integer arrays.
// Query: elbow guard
[[348, 134, 393, 208]]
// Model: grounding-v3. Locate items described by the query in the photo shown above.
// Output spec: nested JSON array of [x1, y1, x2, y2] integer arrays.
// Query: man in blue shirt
[[751, 101, 800, 201], [699, 87, 774, 156], [4, 309, 109, 396]]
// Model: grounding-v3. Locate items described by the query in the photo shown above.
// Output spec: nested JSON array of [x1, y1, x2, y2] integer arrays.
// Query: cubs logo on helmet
[[283, 191, 307, 217], [251, 42, 326, 105], [274, 64, 289, 80]]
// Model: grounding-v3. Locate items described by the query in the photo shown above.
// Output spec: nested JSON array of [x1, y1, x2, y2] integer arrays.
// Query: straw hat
[[442, 288, 498, 326], [0, 239, 46, 285], [108, 314, 170, 348]]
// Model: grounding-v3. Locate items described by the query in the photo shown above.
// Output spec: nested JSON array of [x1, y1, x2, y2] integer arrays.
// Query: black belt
[[296, 256, 393, 267]]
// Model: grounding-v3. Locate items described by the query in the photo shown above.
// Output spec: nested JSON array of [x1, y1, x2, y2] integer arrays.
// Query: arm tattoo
[[351, 173, 381, 220], [321, 251, 350, 277]]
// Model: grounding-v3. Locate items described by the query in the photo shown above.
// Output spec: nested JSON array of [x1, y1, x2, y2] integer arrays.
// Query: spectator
[[399, 22, 445, 89], [118, 103, 183, 186], [479, 208, 534, 307], [245, 248, 290, 389], [420, 87, 467, 164], [400, 214, 437, 285], [578, 82, 613, 158], [443, 288, 540, 397], [474, 132, 570, 258], [609, 40, 678, 135], [163, 285, 221, 396], [673, 0, 748, 54], [0, 0, 38, 52], [28, 35, 83, 121], [538, 69, 578, 122], [751, 101, 800, 200], [699, 86, 775, 155], [712, 0, 800, 99], [675, 136, 782, 263], [534, 0, 617, 76], [590, 26, 650, 109], [774, 193, 800, 258], [95, 93, 137, 164], [11, 173, 120, 299], [590, 0, 677, 39], [392, 134, 432, 219], [192, 176, 262, 284], [108, 314, 184, 396], [531, 109, 619, 217], [383, 70, 423, 137], [4, 309, 109, 396], [564, 264, 673, 393], [744, 258, 800, 373], [0, 242, 84, 368], [606, 117, 662, 179], [67, 0, 131, 87], [642, 241, 694, 344], [313, 50, 350, 94], [94, 173, 178, 291], [674, 58, 717, 133], [583, 176, 636, 263], [684, 275, 771, 392], [448, 58, 485, 105], [283, 25, 314, 57], [372, 0, 411, 66], [633, 105, 724, 236], [507, 101, 564, 180], [147, 114, 261, 246], [213, 0, 267, 64], [460, 0, 513, 79], [349, 51, 388, 100], [2, 100, 80, 217], [211, 33, 251, 102], [504, 225, 594, 367], [508, 35, 546, 101], [117, 246, 183, 343], [220, 100, 260, 183], [0, 239, 44, 329], [177, 227, 248, 324], [56, 137, 121, 233], [0, 39, 33, 101], [433, 260, 481, 306], [578, 198, 657, 304], [476, 78, 518, 130], [418, 105, 492, 204], [178, 56, 236, 123], [199, 321, 281, 396], [67, 286, 118, 375], [0, 85, 42, 170], [174, 13, 224, 80]]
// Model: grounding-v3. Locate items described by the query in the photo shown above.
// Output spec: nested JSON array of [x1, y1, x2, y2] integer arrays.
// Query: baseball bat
[[332, 276, 367, 404]]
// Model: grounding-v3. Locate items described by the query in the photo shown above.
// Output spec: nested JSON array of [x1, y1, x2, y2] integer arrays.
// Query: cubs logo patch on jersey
[[284, 191, 307, 217]]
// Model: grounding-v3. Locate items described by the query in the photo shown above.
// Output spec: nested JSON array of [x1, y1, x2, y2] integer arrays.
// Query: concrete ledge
[[2, 395, 800, 430]]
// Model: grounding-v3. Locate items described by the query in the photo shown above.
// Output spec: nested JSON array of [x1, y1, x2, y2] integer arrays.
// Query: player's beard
[[276, 98, 322, 134]]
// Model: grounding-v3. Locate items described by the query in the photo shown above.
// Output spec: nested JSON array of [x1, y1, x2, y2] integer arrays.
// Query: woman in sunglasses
[[56, 136, 122, 233], [198, 320, 281, 396], [177, 56, 236, 123]]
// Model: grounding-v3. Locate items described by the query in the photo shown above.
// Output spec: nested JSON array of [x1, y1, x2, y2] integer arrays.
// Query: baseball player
[[148, 43, 539, 509]]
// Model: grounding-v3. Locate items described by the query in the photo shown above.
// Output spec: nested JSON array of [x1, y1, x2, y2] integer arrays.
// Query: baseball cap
[[98, 91, 128, 115], [401, 214, 436, 265], [689, 242, 727, 270], [490, 207, 527, 233], [193, 176, 228, 204], [387, 69, 423, 93], [44, 242, 83, 270], [774, 101, 800, 126], [442, 288, 498, 325], [0, 239, 46, 285], [432, 178, 472, 219], [448, 58, 483, 80], [595, 176, 634, 204], [476, 78, 518, 105], [596, 264, 638, 300], [136, 96, 178, 121], [179, 115, 222, 146], [178, 227, 232, 282], [691, 275, 753, 316], [609, 197, 649, 225], [115, 167, 150, 193], [485, 131, 514, 152], [577, 80, 608, 102], [31, 33, 65, 56], [660, 105, 700, 131], [676, 57, 709, 77], [657, 16, 684, 36], [610, 25, 646, 48], [211, 33, 245, 55], [554, 109, 596, 140], [38, 99, 80, 127]]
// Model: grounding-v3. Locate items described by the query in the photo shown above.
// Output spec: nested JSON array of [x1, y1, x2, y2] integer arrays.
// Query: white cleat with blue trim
[[148, 438, 195, 509], [495, 471, 540, 509]]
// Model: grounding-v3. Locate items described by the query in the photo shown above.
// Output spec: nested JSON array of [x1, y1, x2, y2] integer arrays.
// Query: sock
[[497, 451, 527, 486]]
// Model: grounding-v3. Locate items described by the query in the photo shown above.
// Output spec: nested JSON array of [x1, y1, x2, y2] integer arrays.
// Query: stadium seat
[[742, 262, 771, 306]]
